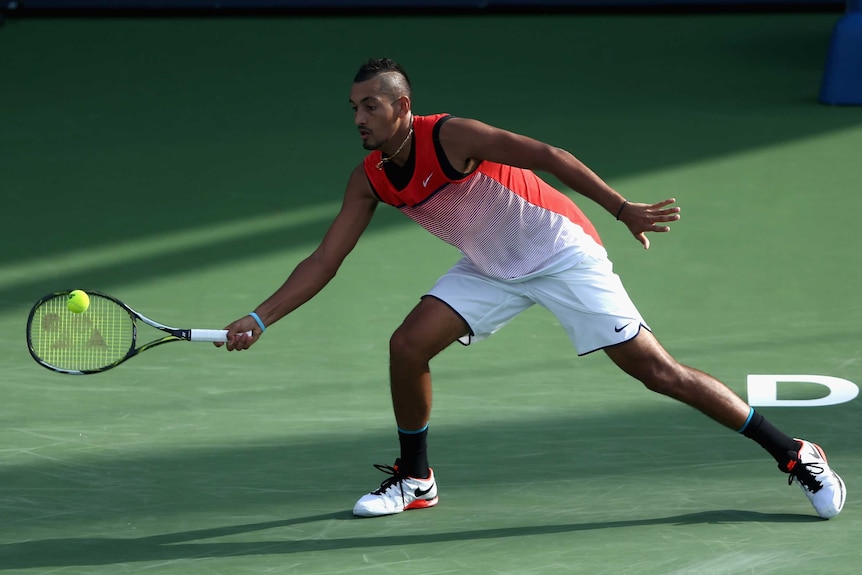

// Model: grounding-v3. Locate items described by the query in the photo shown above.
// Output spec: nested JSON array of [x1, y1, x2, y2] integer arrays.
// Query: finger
[[227, 332, 245, 351], [650, 198, 677, 209], [636, 231, 649, 250], [233, 333, 249, 351], [235, 331, 257, 351]]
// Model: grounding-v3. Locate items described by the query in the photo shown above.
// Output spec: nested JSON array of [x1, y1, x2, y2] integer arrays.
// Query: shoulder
[[438, 116, 491, 139], [435, 116, 494, 174], [346, 162, 378, 203], [436, 116, 503, 157]]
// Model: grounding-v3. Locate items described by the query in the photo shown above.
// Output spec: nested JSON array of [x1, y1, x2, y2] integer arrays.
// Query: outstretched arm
[[438, 117, 680, 249], [218, 163, 379, 350]]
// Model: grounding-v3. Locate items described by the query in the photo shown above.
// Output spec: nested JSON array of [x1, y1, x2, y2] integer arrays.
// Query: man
[[217, 58, 845, 519]]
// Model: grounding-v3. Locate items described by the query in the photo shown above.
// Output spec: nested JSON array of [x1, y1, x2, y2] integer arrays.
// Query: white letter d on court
[[747, 374, 859, 407]]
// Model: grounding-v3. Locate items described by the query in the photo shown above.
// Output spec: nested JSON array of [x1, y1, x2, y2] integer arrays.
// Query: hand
[[214, 314, 263, 351], [618, 198, 681, 250]]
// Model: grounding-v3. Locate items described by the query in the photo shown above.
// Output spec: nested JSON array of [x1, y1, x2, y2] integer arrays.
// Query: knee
[[389, 325, 426, 364], [637, 360, 687, 395]]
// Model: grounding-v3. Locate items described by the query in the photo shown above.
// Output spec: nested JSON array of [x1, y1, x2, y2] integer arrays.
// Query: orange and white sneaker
[[353, 461, 438, 517], [787, 439, 846, 519]]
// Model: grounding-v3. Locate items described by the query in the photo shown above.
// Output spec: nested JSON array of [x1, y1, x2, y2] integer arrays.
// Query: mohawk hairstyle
[[353, 58, 412, 98]]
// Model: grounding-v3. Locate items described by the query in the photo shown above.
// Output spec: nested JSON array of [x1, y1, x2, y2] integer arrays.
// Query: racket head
[[26, 290, 136, 375]]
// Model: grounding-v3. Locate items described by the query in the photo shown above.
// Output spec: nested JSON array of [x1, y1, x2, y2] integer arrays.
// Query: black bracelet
[[615, 200, 629, 220]]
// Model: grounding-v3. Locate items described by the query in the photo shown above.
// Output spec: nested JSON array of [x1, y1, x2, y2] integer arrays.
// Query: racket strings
[[29, 295, 134, 372]]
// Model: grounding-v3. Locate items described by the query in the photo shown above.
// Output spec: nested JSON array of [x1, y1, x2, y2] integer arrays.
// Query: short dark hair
[[353, 58, 412, 98]]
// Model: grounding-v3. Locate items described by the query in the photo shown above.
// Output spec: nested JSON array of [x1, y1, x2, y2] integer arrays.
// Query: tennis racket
[[26, 290, 235, 375]]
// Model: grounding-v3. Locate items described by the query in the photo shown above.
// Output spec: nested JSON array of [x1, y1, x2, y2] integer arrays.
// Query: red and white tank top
[[363, 114, 604, 280]]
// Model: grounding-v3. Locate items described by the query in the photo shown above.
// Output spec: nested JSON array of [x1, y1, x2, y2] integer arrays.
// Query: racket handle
[[189, 329, 253, 342]]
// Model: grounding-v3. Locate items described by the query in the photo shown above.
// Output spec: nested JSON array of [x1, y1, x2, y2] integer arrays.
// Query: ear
[[395, 95, 411, 118]]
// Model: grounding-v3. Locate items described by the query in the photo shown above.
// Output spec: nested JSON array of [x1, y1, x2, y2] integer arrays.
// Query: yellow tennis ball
[[67, 290, 90, 314]]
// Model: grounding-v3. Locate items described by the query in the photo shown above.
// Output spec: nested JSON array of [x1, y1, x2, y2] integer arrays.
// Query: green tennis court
[[1, 12, 860, 574]]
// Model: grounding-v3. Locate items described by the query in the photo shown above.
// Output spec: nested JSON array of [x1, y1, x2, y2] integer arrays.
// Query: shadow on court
[[1, 401, 851, 569], [1, 13, 858, 573], [0, 509, 819, 570], [2, 13, 862, 308]]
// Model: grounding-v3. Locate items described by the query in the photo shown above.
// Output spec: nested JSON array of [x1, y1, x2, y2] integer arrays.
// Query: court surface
[[1, 12, 860, 574]]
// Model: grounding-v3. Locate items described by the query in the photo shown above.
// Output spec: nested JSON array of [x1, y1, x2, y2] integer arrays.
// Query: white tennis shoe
[[787, 439, 846, 519], [353, 461, 438, 517]]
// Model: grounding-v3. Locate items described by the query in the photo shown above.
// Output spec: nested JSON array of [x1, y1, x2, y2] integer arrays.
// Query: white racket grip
[[189, 329, 252, 342]]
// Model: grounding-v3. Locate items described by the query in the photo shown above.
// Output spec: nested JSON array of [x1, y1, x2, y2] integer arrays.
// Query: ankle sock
[[738, 407, 801, 471], [398, 424, 430, 479]]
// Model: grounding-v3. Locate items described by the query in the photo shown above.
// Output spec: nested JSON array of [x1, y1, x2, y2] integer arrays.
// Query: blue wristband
[[248, 311, 266, 332]]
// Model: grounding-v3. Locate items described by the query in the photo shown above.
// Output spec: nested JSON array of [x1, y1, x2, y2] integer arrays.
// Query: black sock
[[739, 409, 800, 471], [398, 426, 430, 479]]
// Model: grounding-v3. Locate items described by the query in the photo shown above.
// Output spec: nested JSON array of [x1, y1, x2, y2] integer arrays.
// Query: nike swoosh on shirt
[[614, 322, 633, 333], [422, 173, 434, 187]]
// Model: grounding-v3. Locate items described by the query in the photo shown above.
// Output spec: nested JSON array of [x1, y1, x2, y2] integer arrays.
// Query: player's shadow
[[0, 509, 819, 570]]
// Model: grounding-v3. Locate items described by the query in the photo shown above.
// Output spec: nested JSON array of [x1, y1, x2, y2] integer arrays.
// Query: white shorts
[[426, 253, 650, 356]]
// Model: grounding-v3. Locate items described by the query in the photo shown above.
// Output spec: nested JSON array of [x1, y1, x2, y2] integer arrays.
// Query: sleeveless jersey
[[363, 114, 603, 280]]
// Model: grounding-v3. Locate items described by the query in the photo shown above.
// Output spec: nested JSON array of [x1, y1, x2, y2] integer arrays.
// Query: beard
[[361, 135, 384, 151], [359, 128, 381, 151]]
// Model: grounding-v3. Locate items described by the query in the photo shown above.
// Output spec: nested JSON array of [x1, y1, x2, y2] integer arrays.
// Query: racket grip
[[189, 329, 253, 342]]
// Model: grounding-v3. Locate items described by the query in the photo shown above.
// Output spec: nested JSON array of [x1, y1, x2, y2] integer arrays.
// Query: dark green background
[[1, 13, 860, 574]]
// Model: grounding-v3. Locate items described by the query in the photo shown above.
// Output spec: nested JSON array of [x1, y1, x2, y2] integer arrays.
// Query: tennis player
[[218, 58, 845, 520]]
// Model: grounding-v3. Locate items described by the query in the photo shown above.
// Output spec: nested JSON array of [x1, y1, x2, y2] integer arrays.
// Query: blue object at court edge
[[820, 1, 862, 105]]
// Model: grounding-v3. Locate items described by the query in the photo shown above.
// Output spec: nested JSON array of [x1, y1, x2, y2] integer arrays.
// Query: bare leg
[[604, 329, 751, 430], [389, 296, 470, 430]]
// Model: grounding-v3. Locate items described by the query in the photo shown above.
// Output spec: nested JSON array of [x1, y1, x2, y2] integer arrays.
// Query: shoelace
[[371, 464, 408, 507], [787, 459, 825, 493]]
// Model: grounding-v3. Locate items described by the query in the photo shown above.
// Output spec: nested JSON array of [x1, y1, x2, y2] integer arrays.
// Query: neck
[[377, 118, 414, 170]]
